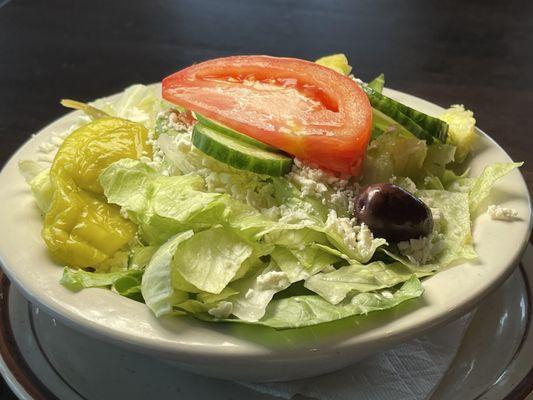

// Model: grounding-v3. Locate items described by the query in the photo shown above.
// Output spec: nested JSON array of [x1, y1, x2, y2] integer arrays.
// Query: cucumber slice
[[390, 97, 448, 143], [195, 113, 281, 153], [192, 124, 293, 176], [362, 86, 434, 143], [372, 108, 412, 138], [362, 85, 448, 143]]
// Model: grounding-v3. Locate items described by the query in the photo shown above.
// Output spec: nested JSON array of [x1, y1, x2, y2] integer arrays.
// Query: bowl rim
[[0, 85, 530, 363]]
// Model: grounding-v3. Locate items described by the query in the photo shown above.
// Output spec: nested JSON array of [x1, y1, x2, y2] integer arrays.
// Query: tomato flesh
[[162, 56, 372, 175]]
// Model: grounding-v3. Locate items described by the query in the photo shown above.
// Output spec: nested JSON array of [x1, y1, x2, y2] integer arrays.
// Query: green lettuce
[[258, 276, 423, 329], [315, 53, 352, 75], [468, 162, 523, 212], [172, 227, 254, 294], [303, 261, 417, 305], [419, 189, 476, 266], [18, 161, 53, 213], [228, 263, 290, 322], [100, 158, 270, 244], [368, 73, 385, 93], [141, 231, 194, 317], [92, 84, 162, 130], [61, 268, 144, 301], [156, 116, 279, 210], [362, 131, 427, 184], [319, 223, 387, 264], [270, 246, 340, 283]]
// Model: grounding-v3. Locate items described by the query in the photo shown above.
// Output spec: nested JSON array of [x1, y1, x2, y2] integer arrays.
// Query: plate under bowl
[[0, 86, 530, 382]]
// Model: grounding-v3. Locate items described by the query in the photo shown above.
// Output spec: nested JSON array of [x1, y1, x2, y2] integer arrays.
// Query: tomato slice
[[162, 56, 372, 175]]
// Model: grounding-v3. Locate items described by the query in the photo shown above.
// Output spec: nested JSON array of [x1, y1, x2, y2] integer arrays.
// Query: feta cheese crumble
[[325, 209, 359, 250], [141, 112, 179, 175], [324, 210, 380, 258], [37, 120, 89, 163], [394, 204, 445, 266], [287, 158, 358, 213], [487, 204, 518, 221], [207, 301, 233, 319], [356, 223, 374, 255], [277, 201, 316, 226], [397, 231, 446, 266], [397, 236, 433, 265]]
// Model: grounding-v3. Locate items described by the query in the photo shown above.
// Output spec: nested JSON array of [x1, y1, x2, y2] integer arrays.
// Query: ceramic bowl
[[0, 86, 530, 382]]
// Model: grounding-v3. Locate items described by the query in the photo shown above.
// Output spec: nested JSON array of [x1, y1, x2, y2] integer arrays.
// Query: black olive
[[354, 183, 433, 242]]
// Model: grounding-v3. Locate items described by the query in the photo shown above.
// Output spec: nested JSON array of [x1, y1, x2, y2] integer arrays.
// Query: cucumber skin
[[392, 98, 448, 143], [369, 89, 434, 143], [362, 85, 448, 143], [192, 124, 293, 177], [195, 113, 281, 153]]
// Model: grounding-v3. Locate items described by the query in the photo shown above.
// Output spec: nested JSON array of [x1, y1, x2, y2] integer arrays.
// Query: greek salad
[[19, 54, 521, 329]]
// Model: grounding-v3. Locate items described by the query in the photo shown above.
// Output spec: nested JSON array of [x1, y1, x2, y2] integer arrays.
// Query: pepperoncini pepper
[[43, 117, 152, 269]]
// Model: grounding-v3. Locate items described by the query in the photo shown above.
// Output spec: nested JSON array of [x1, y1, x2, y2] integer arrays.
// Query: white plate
[[0, 85, 530, 381], [1, 246, 533, 399]]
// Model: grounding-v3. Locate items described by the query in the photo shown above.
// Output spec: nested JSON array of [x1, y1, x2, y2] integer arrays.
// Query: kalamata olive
[[354, 183, 433, 242]]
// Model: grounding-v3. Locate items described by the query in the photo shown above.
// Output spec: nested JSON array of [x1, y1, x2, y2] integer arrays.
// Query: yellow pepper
[[43, 117, 152, 269]]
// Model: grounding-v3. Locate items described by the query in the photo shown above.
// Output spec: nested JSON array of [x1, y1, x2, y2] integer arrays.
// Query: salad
[[18, 54, 521, 329]]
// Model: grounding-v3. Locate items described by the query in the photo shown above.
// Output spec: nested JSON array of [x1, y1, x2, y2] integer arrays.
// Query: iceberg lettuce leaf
[[257, 276, 423, 329], [19, 161, 53, 213], [61, 267, 144, 301], [304, 262, 417, 305], [100, 158, 272, 244], [228, 263, 291, 322], [270, 245, 340, 283], [141, 230, 193, 317], [468, 162, 523, 213], [417, 189, 477, 266], [171, 226, 254, 294], [93, 84, 162, 130]]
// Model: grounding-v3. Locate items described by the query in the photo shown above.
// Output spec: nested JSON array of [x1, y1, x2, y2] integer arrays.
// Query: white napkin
[[241, 313, 473, 400]]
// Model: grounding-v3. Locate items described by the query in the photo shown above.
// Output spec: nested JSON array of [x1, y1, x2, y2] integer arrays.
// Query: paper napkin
[[241, 313, 473, 400]]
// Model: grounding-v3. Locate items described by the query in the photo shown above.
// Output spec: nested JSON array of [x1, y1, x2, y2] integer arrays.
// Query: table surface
[[0, 0, 532, 398]]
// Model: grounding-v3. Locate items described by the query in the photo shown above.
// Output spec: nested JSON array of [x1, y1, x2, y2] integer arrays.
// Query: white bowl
[[0, 87, 530, 382]]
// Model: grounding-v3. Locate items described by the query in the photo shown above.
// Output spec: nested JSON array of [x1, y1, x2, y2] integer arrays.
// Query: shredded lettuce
[[61, 268, 144, 301], [256, 276, 423, 329], [362, 131, 427, 184], [440, 105, 477, 163], [468, 162, 523, 213], [93, 146, 519, 327], [271, 245, 340, 283], [418, 189, 477, 265], [92, 84, 162, 130], [303, 262, 418, 305], [18, 161, 53, 213], [368, 73, 385, 93], [141, 231, 193, 317], [100, 158, 267, 244], [172, 227, 254, 294], [229, 263, 290, 322], [27, 169, 52, 213], [315, 53, 352, 75], [156, 114, 279, 210]]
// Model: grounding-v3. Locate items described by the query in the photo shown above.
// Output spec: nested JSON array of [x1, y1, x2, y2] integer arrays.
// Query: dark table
[[0, 0, 532, 398]]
